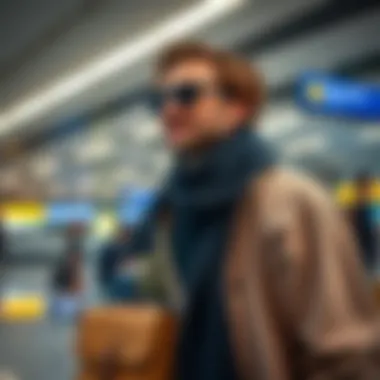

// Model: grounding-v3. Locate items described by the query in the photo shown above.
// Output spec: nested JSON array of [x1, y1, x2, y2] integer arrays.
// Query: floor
[[0, 263, 100, 380], [0, 320, 75, 380]]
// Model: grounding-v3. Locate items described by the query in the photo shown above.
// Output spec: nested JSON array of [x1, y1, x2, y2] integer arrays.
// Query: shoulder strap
[[153, 215, 184, 312]]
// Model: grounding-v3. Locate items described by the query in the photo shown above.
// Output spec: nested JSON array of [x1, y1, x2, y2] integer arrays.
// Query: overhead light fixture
[[133, 119, 160, 143], [0, 0, 245, 135], [360, 126, 380, 142], [259, 107, 304, 138], [283, 134, 326, 157], [76, 135, 113, 162]]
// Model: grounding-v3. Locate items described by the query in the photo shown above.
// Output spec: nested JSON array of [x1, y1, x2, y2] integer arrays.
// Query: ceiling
[[0, 0, 379, 199], [0, 0, 199, 130], [1, 0, 332, 138]]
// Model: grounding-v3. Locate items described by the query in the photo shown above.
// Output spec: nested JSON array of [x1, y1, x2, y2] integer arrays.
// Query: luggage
[[77, 305, 178, 380], [77, 216, 180, 380]]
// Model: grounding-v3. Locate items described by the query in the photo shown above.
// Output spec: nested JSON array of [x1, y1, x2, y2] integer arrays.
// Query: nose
[[162, 100, 181, 118]]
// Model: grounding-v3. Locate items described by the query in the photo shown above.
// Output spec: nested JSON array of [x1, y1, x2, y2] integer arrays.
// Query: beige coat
[[225, 169, 380, 379]]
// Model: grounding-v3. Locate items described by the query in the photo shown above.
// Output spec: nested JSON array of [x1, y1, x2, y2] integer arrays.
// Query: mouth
[[165, 120, 189, 141]]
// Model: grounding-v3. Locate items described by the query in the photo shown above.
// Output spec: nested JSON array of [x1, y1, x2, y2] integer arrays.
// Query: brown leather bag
[[77, 219, 181, 380], [77, 305, 178, 380]]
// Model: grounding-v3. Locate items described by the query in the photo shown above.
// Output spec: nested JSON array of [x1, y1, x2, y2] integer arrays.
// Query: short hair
[[156, 41, 265, 120]]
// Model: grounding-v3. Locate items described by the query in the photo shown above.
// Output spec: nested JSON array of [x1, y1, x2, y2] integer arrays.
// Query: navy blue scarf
[[164, 127, 275, 380]]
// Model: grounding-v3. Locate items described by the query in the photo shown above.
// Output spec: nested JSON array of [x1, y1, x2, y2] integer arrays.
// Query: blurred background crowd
[[0, 0, 379, 379]]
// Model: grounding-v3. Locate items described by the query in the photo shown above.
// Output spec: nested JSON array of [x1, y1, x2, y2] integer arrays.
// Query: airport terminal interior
[[0, 0, 380, 379]]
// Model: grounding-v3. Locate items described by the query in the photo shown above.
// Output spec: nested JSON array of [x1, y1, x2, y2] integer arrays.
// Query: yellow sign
[[336, 182, 356, 206], [370, 180, 380, 201], [0, 294, 46, 322], [0, 202, 45, 223], [336, 180, 380, 206]]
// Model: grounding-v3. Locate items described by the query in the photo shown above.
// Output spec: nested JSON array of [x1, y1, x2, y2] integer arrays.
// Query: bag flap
[[78, 305, 172, 368]]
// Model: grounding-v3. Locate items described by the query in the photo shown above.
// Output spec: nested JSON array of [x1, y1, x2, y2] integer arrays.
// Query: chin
[[166, 133, 193, 150], [169, 140, 191, 152]]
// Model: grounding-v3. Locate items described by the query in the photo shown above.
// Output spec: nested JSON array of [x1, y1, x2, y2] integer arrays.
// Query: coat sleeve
[[123, 215, 156, 256], [118, 192, 167, 259], [266, 181, 380, 379]]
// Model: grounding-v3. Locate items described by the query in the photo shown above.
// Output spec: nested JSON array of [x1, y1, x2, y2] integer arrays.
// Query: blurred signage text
[[47, 202, 95, 225], [297, 72, 380, 120]]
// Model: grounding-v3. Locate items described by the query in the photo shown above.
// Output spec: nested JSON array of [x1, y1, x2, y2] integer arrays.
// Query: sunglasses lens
[[149, 84, 205, 112], [174, 85, 200, 106]]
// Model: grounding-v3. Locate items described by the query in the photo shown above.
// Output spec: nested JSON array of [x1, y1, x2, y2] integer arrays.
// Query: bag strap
[[153, 213, 184, 313]]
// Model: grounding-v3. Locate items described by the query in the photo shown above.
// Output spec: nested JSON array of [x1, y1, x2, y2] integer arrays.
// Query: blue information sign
[[297, 72, 380, 120], [47, 202, 95, 225], [118, 188, 155, 225]]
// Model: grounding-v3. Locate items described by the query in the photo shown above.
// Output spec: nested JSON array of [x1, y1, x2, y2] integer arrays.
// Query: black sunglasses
[[148, 82, 223, 112]]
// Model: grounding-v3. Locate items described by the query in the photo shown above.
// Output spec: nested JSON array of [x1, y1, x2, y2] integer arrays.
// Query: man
[[52, 223, 85, 295], [51, 223, 86, 320], [126, 42, 380, 380], [350, 173, 378, 275]]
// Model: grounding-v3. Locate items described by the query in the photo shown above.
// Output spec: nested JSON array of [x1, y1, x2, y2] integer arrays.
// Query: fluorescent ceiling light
[[259, 107, 303, 138], [0, 0, 244, 134], [360, 126, 380, 142], [123, 105, 161, 142], [77, 135, 113, 162], [133, 120, 160, 143], [283, 134, 326, 157]]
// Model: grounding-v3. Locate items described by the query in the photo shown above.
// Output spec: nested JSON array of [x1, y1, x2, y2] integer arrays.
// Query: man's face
[[155, 59, 243, 151]]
